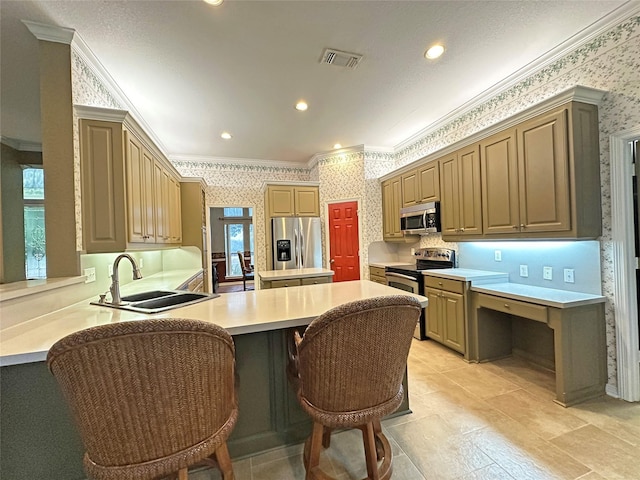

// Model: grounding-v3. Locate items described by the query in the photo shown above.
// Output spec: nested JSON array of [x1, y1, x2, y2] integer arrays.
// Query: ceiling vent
[[320, 48, 363, 69]]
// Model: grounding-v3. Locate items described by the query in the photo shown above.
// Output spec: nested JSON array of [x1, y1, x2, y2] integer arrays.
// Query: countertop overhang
[[0, 280, 426, 367], [258, 267, 335, 280]]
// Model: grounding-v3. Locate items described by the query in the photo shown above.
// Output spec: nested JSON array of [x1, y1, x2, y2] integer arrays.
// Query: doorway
[[611, 128, 640, 402], [209, 207, 254, 292], [327, 200, 361, 282]]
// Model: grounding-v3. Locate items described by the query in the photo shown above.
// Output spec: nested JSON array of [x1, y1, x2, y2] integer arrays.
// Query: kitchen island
[[258, 266, 335, 289], [1, 280, 426, 480]]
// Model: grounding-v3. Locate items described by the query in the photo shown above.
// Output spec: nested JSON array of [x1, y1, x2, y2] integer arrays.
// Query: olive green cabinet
[[480, 102, 601, 239], [266, 185, 319, 217], [439, 145, 482, 240], [78, 110, 183, 253], [401, 161, 440, 208], [261, 275, 332, 289], [369, 266, 387, 285], [425, 276, 466, 354]]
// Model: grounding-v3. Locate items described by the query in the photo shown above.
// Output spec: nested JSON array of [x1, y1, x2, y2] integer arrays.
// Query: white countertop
[[258, 267, 335, 281], [369, 262, 413, 268], [471, 282, 605, 308], [423, 268, 509, 285], [0, 280, 427, 367]]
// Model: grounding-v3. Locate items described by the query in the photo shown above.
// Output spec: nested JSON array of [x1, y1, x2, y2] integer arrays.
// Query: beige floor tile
[[409, 340, 468, 372], [387, 414, 494, 479], [465, 414, 591, 480], [489, 389, 588, 440], [575, 472, 609, 480], [250, 446, 336, 480], [188, 456, 251, 480], [455, 463, 516, 480], [550, 424, 640, 479], [408, 369, 463, 398], [568, 397, 640, 446], [475, 356, 557, 401], [249, 441, 304, 467], [443, 364, 522, 399]]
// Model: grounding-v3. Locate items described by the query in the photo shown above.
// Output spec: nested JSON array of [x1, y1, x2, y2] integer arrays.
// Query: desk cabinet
[[425, 276, 467, 354], [470, 291, 606, 406]]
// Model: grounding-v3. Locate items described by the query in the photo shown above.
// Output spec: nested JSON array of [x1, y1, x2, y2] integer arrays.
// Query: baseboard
[[605, 383, 619, 399]]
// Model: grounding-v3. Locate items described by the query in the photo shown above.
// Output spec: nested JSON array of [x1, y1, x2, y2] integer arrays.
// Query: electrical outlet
[[107, 264, 113, 279], [564, 268, 575, 283], [519, 265, 529, 277], [543, 266, 553, 280], [84, 267, 96, 283], [494, 250, 502, 262], [138, 257, 144, 269]]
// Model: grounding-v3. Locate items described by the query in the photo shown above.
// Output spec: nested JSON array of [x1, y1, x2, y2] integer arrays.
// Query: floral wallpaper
[[68, 13, 640, 390]]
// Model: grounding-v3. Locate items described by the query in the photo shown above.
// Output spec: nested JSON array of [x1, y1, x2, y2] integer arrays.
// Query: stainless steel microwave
[[400, 202, 441, 235]]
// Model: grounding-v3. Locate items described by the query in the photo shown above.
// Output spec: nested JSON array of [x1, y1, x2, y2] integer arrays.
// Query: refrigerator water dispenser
[[276, 240, 291, 262]]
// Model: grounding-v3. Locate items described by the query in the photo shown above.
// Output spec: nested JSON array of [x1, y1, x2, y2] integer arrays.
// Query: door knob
[[330, 259, 335, 263]]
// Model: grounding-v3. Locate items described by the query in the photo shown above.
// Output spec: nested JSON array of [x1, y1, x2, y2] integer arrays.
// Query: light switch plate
[[519, 265, 528, 277], [494, 250, 502, 262], [107, 264, 113, 279], [543, 266, 553, 280]]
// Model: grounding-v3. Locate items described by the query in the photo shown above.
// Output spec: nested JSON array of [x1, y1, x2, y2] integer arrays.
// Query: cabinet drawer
[[301, 276, 331, 286], [475, 293, 548, 323], [424, 276, 465, 294], [270, 279, 302, 289], [369, 266, 386, 278]]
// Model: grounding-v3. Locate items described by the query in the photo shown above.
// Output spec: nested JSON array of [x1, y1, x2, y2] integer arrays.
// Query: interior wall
[[171, 160, 310, 275], [0, 144, 26, 283]]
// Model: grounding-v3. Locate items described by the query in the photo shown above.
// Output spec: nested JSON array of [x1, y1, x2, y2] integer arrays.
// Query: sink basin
[[91, 291, 219, 313], [120, 290, 177, 302]]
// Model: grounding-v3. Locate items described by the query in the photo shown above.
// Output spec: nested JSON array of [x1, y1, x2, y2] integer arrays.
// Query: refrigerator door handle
[[299, 229, 305, 268], [294, 228, 299, 267]]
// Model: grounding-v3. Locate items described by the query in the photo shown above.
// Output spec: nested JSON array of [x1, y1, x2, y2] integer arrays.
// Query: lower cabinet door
[[425, 288, 444, 342], [442, 291, 465, 354]]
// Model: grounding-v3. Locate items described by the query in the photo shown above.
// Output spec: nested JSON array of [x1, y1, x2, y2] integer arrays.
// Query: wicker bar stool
[[47, 319, 238, 480], [288, 295, 422, 480]]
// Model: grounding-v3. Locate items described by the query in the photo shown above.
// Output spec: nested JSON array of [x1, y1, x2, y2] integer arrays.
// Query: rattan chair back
[[47, 318, 238, 480], [294, 295, 421, 428]]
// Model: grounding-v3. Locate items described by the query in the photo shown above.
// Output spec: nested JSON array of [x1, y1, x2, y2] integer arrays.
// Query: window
[[23, 167, 46, 279], [222, 207, 253, 277]]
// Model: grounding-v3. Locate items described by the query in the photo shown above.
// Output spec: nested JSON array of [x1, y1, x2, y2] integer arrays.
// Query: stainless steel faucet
[[109, 254, 143, 305]]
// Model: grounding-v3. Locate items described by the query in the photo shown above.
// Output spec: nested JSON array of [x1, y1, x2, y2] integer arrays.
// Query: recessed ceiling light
[[425, 44, 445, 60], [203, 0, 223, 6], [221, 132, 232, 140], [295, 101, 308, 111], [333, 144, 342, 150]]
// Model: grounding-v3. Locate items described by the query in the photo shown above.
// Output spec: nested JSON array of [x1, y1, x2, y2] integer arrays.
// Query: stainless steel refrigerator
[[272, 217, 322, 269]]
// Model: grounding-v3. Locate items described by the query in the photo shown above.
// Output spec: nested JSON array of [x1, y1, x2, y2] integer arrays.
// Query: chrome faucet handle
[[98, 293, 107, 304]]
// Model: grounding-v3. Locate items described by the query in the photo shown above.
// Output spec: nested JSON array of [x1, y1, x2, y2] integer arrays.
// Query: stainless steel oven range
[[385, 248, 456, 340]]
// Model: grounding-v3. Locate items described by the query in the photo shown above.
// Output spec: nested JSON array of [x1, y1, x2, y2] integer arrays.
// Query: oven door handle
[[385, 272, 418, 282]]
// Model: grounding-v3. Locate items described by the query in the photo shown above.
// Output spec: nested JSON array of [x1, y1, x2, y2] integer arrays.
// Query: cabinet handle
[[460, 228, 465, 232], [504, 303, 510, 308], [520, 224, 525, 229], [438, 282, 443, 286], [512, 225, 519, 229]]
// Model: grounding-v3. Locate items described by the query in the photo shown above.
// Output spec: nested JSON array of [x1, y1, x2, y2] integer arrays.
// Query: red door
[[328, 201, 360, 282]]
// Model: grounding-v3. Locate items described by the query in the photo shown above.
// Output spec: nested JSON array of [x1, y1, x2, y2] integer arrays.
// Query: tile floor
[[194, 339, 640, 480]]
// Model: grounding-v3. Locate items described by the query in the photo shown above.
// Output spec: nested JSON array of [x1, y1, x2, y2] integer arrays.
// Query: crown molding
[[22, 20, 75, 44], [395, 2, 640, 153], [1, 136, 42, 152], [170, 154, 309, 171], [74, 105, 128, 122]]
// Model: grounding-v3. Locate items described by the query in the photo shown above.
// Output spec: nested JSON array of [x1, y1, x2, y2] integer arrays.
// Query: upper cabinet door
[[517, 108, 570, 233], [294, 186, 320, 216], [267, 186, 295, 217], [401, 170, 419, 208], [439, 154, 460, 236], [457, 145, 482, 236], [417, 162, 440, 203], [480, 129, 520, 235]]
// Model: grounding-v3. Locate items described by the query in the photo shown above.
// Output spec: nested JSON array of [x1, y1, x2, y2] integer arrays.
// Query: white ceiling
[[0, 0, 632, 165]]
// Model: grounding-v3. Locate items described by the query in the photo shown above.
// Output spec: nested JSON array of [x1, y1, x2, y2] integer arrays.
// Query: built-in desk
[[469, 283, 606, 407]]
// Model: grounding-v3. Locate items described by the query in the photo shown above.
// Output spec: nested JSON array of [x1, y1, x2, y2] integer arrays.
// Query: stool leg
[[215, 443, 235, 480], [304, 422, 325, 480], [178, 467, 188, 480], [322, 427, 333, 448], [361, 422, 380, 480]]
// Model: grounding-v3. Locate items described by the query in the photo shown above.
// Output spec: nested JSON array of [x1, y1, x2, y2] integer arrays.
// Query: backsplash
[[458, 241, 602, 295]]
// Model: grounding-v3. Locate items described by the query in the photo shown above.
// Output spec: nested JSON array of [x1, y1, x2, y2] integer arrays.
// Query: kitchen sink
[[91, 290, 219, 313]]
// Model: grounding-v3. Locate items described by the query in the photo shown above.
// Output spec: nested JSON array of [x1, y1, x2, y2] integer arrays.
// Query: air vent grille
[[320, 48, 363, 69]]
